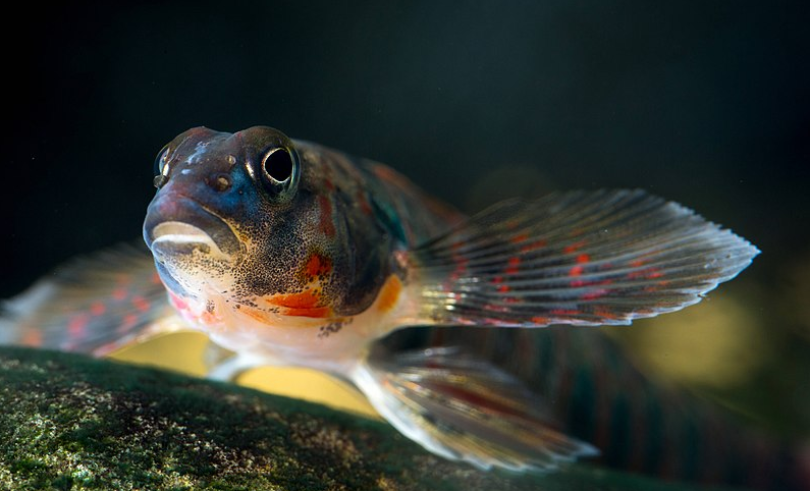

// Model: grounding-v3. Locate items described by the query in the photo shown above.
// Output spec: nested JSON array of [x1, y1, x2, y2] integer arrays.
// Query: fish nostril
[[208, 174, 232, 193]]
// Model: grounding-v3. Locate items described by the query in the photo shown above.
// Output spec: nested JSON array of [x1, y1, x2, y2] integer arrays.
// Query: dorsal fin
[[409, 190, 758, 327]]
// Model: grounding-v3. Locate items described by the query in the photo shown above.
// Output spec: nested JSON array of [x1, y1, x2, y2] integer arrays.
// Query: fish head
[[143, 126, 392, 334]]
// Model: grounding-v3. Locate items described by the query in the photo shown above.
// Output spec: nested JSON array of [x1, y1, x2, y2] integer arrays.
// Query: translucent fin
[[411, 189, 759, 327], [352, 346, 598, 472], [0, 243, 184, 356]]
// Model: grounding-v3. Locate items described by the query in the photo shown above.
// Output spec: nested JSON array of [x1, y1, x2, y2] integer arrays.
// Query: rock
[[0, 347, 745, 491]]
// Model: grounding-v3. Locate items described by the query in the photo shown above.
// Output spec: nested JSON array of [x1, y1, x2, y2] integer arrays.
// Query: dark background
[[3, 1, 809, 435]]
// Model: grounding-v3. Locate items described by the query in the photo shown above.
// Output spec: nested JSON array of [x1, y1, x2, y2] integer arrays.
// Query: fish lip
[[143, 195, 242, 258]]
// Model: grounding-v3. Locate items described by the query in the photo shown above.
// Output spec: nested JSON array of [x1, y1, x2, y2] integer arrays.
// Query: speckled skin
[[143, 126, 461, 367]]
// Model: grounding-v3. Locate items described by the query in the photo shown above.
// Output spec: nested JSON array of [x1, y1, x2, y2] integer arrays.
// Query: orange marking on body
[[531, 316, 549, 325], [285, 306, 331, 318], [497, 284, 511, 293], [376, 276, 403, 314], [569, 265, 584, 277], [131, 295, 150, 313], [317, 195, 336, 237], [630, 259, 646, 267], [268, 290, 332, 318], [90, 302, 106, 316], [241, 306, 275, 324], [576, 253, 590, 264], [201, 310, 221, 325], [150, 272, 162, 285], [563, 240, 586, 254], [304, 253, 332, 278]]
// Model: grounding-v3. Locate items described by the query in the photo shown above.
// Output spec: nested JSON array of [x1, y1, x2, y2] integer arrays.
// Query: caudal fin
[[0, 243, 184, 356], [410, 190, 759, 327], [351, 345, 597, 472]]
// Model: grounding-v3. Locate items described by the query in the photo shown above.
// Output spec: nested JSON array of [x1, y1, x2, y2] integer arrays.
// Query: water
[[4, 1, 809, 490]]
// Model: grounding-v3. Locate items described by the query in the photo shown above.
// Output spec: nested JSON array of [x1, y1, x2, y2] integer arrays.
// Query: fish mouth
[[150, 222, 230, 260], [143, 196, 242, 261]]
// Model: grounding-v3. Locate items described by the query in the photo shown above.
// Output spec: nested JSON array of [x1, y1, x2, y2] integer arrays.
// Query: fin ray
[[353, 346, 597, 471], [1, 242, 183, 356], [411, 190, 759, 327]]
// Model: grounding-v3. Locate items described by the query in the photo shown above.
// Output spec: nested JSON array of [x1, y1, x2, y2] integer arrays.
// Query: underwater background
[[2, 0, 809, 484]]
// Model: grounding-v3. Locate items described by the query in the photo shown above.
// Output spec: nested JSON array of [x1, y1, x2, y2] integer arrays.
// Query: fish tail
[[349, 343, 598, 472], [0, 243, 182, 356], [408, 189, 758, 328]]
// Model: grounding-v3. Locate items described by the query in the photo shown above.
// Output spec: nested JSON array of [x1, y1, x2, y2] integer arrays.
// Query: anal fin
[[352, 346, 597, 472]]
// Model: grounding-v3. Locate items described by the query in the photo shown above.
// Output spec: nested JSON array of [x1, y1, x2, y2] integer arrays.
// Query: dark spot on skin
[[318, 322, 344, 339], [208, 174, 231, 192]]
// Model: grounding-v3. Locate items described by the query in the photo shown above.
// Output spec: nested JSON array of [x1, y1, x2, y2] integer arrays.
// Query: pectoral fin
[[352, 345, 597, 472], [1, 242, 186, 356]]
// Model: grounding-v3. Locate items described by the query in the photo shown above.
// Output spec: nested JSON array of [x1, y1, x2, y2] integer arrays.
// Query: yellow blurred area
[[109, 332, 379, 418], [610, 283, 769, 389]]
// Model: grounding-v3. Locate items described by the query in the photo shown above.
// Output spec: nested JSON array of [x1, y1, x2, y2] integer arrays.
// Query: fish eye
[[155, 145, 171, 176], [259, 146, 300, 201], [262, 148, 293, 183], [153, 145, 171, 189]]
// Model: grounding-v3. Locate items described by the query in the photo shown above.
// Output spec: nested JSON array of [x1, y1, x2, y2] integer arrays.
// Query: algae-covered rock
[[0, 347, 745, 491]]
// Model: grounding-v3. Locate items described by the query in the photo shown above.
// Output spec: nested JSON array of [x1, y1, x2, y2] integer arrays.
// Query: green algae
[[0, 347, 748, 491]]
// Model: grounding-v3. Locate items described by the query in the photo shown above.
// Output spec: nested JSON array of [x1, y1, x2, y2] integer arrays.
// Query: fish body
[[143, 127, 460, 373], [5, 126, 802, 489]]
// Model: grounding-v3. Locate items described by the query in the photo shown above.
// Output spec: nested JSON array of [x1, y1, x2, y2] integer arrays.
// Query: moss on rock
[[0, 347, 745, 491]]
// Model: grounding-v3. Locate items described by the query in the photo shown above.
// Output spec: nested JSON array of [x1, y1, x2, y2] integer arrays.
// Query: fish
[[2, 126, 804, 489]]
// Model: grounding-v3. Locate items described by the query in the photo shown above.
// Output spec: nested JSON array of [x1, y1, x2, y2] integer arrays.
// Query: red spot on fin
[[68, 314, 89, 337], [90, 302, 106, 316], [510, 233, 529, 244], [563, 241, 586, 254], [505, 257, 521, 275], [131, 296, 150, 313], [520, 239, 547, 253]]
